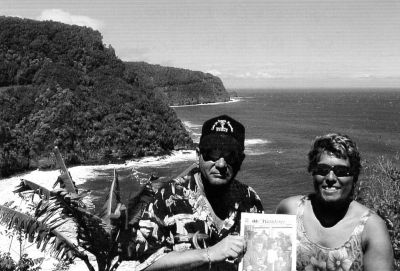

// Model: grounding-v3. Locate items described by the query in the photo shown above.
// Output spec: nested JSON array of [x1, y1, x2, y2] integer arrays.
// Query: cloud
[[0, 10, 23, 18], [117, 47, 152, 62], [255, 70, 274, 79], [206, 69, 222, 76], [159, 60, 176, 67], [198, 62, 290, 80], [236, 72, 253, 79], [226, 70, 279, 79], [351, 72, 400, 79], [37, 9, 103, 30], [354, 73, 375, 79]]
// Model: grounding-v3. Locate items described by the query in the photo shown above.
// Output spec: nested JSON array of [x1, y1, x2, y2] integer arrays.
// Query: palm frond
[[48, 191, 108, 227], [46, 193, 113, 257], [127, 180, 155, 227], [17, 183, 113, 260], [100, 169, 121, 224], [53, 146, 77, 194], [13, 179, 53, 200], [0, 205, 87, 262]]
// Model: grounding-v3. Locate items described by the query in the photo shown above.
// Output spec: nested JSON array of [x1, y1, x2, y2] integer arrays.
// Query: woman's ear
[[196, 147, 200, 158]]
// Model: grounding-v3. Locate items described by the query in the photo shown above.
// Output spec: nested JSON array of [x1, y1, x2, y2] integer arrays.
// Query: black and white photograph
[[239, 213, 296, 271], [0, 1, 399, 270]]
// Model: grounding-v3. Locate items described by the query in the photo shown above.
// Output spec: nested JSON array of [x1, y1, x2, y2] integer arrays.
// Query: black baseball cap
[[199, 115, 245, 151]]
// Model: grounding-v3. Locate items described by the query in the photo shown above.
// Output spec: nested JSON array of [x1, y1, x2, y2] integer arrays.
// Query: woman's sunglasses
[[200, 148, 240, 165], [312, 164, 353, 177]]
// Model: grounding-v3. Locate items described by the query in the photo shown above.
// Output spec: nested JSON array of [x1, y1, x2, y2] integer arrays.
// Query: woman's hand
[[208, 234, 247, 262]]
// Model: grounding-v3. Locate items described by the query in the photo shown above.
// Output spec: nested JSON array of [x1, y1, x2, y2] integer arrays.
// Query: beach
[[0, 151, 197, 270]]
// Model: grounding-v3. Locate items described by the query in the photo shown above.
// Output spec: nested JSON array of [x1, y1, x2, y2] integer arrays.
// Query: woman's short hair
[[307, 133, 361, 182]]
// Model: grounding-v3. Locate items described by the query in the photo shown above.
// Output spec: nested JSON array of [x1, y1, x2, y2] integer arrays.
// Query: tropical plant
[[0, 252, 42, 271], [0, 147, 155, 271], [354, 155, 400, 270], [0, 215, 44, 271]]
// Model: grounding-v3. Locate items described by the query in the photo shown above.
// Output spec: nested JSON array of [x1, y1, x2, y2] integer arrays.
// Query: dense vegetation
[[354, 155, 400, 270], [0, 16, 214, 177], [125, 62, 229, 105]]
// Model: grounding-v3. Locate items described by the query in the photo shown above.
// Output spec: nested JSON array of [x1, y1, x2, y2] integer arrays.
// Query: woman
[[276, 133, 393, 271]]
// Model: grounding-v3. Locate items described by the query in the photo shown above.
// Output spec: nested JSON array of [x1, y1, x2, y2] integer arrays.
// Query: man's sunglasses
[[312, 164, 353, 177], [201, 148, 240, 165]]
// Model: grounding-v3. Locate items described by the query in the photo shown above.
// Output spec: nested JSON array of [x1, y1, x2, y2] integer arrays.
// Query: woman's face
[[313, 152, 354, 204]]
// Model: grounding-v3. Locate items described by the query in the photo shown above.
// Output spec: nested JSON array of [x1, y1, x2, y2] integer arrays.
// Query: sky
[[1, 0, 400, 89]]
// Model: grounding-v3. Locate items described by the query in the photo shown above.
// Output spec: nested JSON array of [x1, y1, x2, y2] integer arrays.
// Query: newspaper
[[239, 213, 296, 271]]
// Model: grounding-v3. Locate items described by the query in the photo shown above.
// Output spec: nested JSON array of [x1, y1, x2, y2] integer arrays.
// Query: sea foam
[[170, 97, 242, 108], [245, 138, 271, 146]]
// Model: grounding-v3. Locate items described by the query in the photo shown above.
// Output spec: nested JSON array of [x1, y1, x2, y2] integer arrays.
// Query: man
[[134, 115, 264, 271], [243, 237, 268, 271]]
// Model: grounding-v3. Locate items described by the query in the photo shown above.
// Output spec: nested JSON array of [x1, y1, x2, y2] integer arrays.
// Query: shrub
[[51, 260, 71, 271], [354, 155, 400, 270], [0, 252, 41, 271], [0, 252, 16, 271]]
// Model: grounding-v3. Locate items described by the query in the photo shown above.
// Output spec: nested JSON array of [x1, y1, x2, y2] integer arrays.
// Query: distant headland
[[0, 16, 230, 177]]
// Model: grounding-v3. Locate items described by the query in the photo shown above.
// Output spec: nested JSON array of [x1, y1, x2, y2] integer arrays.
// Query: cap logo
[[211, 119, 233, 133]]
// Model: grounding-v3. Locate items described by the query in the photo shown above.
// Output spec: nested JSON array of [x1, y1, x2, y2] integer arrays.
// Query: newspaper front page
[[239, 213, 296, 271]]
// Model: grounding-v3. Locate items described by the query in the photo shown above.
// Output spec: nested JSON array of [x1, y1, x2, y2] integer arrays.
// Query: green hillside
[[0, 16, 205, 177], [124, 61, 230, 105]]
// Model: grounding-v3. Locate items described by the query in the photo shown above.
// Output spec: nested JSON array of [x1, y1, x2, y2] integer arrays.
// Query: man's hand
[[208, 234, 247, 263]]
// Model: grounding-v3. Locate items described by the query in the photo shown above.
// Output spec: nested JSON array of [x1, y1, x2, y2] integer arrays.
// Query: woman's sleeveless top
[[296, 196, 372, 271]]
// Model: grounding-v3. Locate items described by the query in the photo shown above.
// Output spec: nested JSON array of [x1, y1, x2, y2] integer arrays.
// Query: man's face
[[198, 147, 241, 186], [255, 242, 264, 252]]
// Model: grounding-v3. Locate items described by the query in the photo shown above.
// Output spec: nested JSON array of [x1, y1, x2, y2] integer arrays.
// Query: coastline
[[0, 150, 197, 199], [0, 97, 241, 269], [0, 150, 197, 270], [170, 97, 241, 108]]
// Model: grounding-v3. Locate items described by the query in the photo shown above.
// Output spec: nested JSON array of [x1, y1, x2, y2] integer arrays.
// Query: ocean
[[69, 89, 400, 213]]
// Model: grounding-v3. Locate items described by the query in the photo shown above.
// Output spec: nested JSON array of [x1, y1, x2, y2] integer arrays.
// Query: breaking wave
[[245, 139, 271, 146], [171, 98, 242, 108], [245, 138, 272, 156]]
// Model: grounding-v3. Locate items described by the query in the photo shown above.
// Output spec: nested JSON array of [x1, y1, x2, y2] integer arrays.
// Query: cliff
[[0, 16, 198, 177], [124, 61, 230, 105]]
